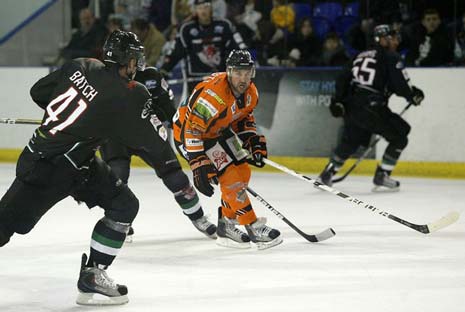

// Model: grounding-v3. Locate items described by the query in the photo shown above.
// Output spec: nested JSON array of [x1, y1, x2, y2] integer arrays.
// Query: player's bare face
[[381, 35, 399, 52], [229, 68, 253, 96], [196, 4, 212, 25]]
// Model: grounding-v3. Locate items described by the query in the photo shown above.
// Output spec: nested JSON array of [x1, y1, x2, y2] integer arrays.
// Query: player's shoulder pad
[[385, 50, 404, 68], [135, 67, 162, 87], [249, 81, 259, 99], [126, 80, 151, 97]]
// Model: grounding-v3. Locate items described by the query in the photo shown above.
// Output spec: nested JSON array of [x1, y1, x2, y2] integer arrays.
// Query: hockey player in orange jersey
[[173, 50, 282, 250]]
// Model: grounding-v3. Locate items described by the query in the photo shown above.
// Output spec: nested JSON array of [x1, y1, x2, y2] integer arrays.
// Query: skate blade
[[371, 185, 400, 193], [204, 232, 217, 239], [216, 237, 251, 249], [253, 236, 283, 250], [76, 292, 129, 306]]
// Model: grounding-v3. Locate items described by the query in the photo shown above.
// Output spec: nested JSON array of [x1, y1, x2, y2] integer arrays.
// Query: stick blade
[[427, 211, 460, 233], [306, 228, 336, 242]]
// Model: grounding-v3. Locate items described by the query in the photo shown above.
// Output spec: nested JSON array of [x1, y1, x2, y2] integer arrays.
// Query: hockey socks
[[88, 217, 129, 267], [174, 185, 203, 220]]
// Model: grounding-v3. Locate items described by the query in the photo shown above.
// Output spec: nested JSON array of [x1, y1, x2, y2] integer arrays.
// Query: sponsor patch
[[205, 88, 225, 105], [145, 79, 157, 90], [186, 138, 204, 147], [193, 97, 218, 121]]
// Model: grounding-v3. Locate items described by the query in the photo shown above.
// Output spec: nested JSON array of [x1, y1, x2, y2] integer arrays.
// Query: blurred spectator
[[149, 0, 173, 33], [405, 8, 454, 66], [320, 32, 349, 66], [454, 12, 465, 65], [171, 0, 193, 27], [157, 26, 178, 68], [347, 18, 374, 52], [106, 14, 124, 33], [61, 8, 108, 62], [161, 0, 246, 93], [270, 0, 295, 33], [212, 0, 227, 19], [88, 0, 114, 24], [234, 0, 262, 47], [286, 18, 322, 67], [114, 0, 152, 28], [131, 18, 166, 67]]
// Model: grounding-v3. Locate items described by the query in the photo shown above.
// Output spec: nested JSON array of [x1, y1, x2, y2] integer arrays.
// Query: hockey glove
[[329, 97, 345, 117], [189, 154, 218, 197], [243, 135, 267, 168], [411, 86, 425, 106]]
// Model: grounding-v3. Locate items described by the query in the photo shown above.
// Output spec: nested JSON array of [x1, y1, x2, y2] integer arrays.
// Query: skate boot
[[76, 254, 129, 306], [125, 226, 134, 243], [216, 208, 251, 249], [192, 215, 217, 239], [372, 166, 400, 192], [245, 217, 283, 250], [318, 163, 337, 187]]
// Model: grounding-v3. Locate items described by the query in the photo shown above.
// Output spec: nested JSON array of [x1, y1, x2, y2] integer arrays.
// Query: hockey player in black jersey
[[319, 24, 425, 191], [100, 66, 217, 241], [0, 30, 162, 305], [160, 0, 246, 93]]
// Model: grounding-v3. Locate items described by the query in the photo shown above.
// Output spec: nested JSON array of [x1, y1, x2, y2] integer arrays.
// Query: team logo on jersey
[[141, 99, 153, 119], [214, 25, 224, 34], [193, 97, 218, 121], [190, 28, 199, 36], [198, 45, 221, 67], [231, 102, 237, 114], [212, 150, 228, 169], [145, 79, 157, 89], [205, 89, 225, 105]]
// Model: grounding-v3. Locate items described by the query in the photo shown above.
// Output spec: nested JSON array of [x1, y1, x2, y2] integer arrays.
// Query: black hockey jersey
[[29, 58, 164, 168], [336, 46, 415, 105], [161, 18, 246, 77], [135, 67, 175, 122]]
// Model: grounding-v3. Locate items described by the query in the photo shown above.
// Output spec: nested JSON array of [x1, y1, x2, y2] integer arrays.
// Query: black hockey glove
[[243, 135, 267, 168], [188, 154, 218, 197], [411, 86, 425, 106], [329, 97, 345, 117]]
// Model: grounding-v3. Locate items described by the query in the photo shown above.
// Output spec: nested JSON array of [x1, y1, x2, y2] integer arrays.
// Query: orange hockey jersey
[[173, 72, 259, 154]]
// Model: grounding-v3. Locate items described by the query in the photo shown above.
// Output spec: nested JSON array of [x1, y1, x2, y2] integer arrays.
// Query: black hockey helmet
[[103, 30, 146, 70], [373, 24, 399, 42], [226, 49, 255, 77]]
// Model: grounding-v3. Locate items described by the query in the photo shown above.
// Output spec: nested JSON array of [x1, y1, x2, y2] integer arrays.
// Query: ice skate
[[245, 217, 282, 250], [192, 215, 217, 239], [76, 254, 129, 306], [216, 208, 251, 249], [318, 163, 337, 187], [372, 166, 400, 192]]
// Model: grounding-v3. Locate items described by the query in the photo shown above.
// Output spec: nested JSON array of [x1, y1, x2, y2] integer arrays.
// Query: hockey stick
[[247, 187, 336, 242], [0, 118, 41, 125], [167, 76, 205, 85], [332, 103, 413, 183], [263, 158, 460, 234]]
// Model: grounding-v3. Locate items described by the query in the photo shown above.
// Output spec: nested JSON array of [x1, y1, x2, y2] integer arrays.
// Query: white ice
[[0, 163, 464, 312]]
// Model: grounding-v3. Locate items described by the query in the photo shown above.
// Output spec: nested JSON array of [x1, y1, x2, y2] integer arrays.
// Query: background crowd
[[59, 0, 465, 68]]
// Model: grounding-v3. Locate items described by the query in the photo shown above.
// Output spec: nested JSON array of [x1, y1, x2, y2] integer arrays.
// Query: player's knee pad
[[105, 185, 139, 224], [161, 169, 190, 193]]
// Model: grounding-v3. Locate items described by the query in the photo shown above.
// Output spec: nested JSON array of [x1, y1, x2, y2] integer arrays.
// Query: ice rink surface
[[0, 163, 464, 312]]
